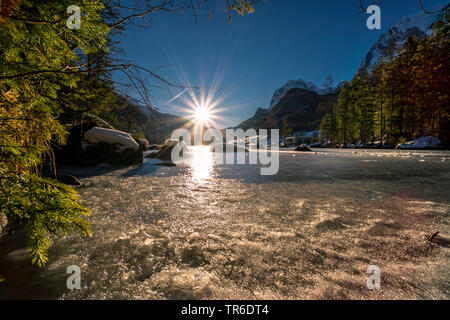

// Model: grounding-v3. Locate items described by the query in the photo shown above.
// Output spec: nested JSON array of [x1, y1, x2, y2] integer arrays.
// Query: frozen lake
[[1, 148, 449, 299]]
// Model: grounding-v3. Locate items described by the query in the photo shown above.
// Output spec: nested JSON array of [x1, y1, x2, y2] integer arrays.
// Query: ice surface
[[1, 148, 449, 299]]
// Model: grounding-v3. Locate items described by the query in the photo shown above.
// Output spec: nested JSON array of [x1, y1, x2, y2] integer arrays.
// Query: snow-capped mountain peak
[[364, 4, 447, 68], [269, 79, 328, 110]]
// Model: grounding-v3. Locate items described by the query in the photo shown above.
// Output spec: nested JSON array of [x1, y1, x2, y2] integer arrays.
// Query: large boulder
[[155, 140, 181, 161], [144, 140, 187, 161], [83, 127, 139, 149], [145, 152, 158, 159], [137, 138, 149, 151], [155, 145, 176, 160], [148, 144, 161, 151], [56, 126, 143, 166], [295, 144, 312, 152]]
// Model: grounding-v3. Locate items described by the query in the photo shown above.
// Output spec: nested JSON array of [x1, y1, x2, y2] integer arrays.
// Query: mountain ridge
[[269, 79, 328, 110], [237, 88, 337, 133]]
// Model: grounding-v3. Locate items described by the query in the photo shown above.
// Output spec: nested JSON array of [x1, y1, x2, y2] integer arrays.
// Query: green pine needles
[[0, 0, 108, 267]]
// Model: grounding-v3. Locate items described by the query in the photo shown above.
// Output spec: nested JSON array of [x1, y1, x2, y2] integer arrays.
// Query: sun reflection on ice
[[190, 145, 214, 183]]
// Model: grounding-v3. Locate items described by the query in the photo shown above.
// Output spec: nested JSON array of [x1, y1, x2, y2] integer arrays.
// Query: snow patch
[[397, 137, 441, 149], [83, 127, 140, 151]]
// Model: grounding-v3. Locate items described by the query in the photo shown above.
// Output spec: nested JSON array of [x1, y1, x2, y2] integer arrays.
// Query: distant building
[[284, 137, 295, 145]]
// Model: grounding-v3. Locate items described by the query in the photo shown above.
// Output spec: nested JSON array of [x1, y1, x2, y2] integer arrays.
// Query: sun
[[174, 88, 224, 129], [194, 105, 211, 123]]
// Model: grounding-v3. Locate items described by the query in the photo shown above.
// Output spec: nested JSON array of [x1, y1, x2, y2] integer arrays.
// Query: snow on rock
[[397, 137, 441, 149], [83, 127, 139, 151]]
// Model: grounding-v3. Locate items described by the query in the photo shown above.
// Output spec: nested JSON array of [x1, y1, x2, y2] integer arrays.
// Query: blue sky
[[115, 0, 446, 128]]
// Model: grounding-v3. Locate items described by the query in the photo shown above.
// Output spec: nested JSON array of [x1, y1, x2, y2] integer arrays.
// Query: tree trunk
[[380, 91, 383, 146]]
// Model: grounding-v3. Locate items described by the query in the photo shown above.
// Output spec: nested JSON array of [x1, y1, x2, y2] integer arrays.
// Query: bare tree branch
[[417, 0, 440, 14], [107, 1, 186, 29], [360, 0, 379, 13], [359, 0, 441, 14]]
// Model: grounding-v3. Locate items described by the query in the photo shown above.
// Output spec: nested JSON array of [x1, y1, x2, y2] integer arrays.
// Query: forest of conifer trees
[[320, 9, 449, 148]]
